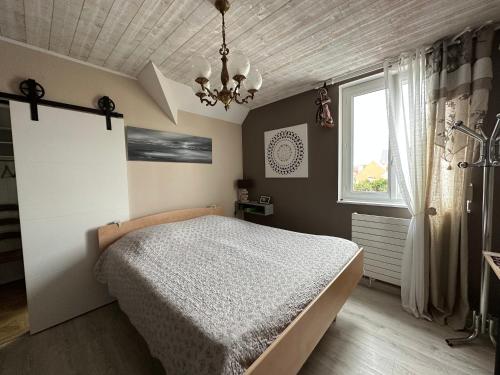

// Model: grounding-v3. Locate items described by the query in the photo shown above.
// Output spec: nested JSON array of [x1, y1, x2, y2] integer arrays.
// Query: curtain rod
[[313, 63, 383, 88]]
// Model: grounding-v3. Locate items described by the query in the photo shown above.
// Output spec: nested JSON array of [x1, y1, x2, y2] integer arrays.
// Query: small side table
[[234, 201, 274, 217]]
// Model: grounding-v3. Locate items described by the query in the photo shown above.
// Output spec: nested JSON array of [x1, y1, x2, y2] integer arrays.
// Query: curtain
[[425, 26, 494, 329], [384, 51, 429, 319], [384, 25, 494, 328]]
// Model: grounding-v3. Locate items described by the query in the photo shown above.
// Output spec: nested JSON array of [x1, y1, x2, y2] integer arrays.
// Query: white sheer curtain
[[384, 51, 429, 318]]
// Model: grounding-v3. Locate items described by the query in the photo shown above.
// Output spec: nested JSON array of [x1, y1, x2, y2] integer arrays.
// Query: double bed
[[95, 207, 363, 374]]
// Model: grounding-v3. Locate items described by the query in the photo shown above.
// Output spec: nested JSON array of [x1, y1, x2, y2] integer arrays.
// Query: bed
[[95, 207, 363, 374]]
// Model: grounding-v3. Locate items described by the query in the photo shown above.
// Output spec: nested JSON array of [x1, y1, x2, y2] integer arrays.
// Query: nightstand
[[234, 201, 274, 217]]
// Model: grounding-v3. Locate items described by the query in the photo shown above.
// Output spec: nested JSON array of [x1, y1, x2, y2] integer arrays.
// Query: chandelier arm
[[234, 91, 255, 105], [233, 81, 255, 104], [204, 86, 219, 100], [199, 96, 218, 107], [234, 80, 242, 94], [232, 82, 244, 104]]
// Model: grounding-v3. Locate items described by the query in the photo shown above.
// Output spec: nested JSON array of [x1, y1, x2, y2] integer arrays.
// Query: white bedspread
[[95, 215, 359, 374]]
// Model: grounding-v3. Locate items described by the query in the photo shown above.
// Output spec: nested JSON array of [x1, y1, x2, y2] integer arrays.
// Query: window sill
[[337, 199, 408, 209]]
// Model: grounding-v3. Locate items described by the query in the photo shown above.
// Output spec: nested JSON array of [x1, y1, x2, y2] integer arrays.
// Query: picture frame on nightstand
[[259, 195, 271, 204]]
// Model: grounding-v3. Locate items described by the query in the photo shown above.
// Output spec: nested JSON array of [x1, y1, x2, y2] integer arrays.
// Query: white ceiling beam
[[138, 61, 178, 124]]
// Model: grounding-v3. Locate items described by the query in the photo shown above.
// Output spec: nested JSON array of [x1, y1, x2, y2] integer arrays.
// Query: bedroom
[[0, 0, 498, 374]]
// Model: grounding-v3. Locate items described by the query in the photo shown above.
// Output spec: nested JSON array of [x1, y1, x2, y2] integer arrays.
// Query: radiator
[[351, 213, 410, 286]]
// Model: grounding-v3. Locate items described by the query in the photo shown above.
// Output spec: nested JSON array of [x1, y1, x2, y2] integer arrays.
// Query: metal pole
[[480, 166, 493, 333], [445, 119, 498, 346]]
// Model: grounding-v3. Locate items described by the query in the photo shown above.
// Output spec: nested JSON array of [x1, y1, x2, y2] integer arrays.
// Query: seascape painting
[[126, 126, 212, 164]]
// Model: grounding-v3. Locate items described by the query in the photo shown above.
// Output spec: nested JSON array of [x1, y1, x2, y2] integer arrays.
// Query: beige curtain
[[425, 25, 494, 329]]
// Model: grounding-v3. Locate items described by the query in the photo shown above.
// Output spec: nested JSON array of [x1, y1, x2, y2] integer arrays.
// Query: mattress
[[94, 215, 359, 374]]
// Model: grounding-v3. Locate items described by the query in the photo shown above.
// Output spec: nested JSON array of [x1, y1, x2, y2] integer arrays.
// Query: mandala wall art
[[264, 124, 308, 178]]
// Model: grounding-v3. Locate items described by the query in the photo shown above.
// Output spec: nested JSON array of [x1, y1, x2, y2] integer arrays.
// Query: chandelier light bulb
[[230, 51, 250, 78], [191, 78, 210, 96], [190, 55, 211, 79], [245, 67, 263, 91], [190, 79, 202, 94]]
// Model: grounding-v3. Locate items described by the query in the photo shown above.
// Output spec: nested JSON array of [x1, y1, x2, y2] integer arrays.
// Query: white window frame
[[338, 73, 406, 208]]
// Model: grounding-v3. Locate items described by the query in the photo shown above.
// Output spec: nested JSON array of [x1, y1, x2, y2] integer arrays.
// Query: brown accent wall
[[242, 73, 410, 239], [243, 56, 500, 315]]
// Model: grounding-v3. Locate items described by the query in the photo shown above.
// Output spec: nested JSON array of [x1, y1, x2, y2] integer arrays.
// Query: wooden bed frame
[[97, 207, 363, 375]]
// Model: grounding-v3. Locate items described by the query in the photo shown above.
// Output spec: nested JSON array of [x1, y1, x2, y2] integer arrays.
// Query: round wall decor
[[266, 130, 304, 175], [264, 124, 308, 178]]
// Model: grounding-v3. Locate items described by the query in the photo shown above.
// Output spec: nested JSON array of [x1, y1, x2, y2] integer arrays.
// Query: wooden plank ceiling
[[1, 0, 500, 108]]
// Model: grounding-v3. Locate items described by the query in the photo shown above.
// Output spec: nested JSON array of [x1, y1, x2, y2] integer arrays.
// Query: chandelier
[[190, 0, 262, 111]]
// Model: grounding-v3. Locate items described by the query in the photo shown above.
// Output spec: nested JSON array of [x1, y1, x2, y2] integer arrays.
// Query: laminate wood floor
[[0, 285, 494, 375], [0, 280, 29, 346]]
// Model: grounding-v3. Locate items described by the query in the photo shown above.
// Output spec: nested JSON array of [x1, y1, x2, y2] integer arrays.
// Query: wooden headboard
[[97, 206, 224, 250]]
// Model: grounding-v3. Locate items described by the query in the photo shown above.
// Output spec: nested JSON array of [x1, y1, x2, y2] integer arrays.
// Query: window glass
[[352, 89, 389, 193]]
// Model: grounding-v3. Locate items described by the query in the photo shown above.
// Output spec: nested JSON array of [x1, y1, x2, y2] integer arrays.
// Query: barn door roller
[[0, 78, 123, 129], [98, 96, 116, 131], [19, 79, 45, 121]]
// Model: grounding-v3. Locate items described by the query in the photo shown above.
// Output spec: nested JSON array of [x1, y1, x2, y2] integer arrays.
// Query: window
[[338, 74, 405, 207]]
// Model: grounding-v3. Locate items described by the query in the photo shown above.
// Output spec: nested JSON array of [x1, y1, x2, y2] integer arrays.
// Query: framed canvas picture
[[127, 126, 212, 164], [264, 124, 308, 178]]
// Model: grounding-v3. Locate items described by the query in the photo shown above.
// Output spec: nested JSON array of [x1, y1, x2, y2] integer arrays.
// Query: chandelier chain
[[219, 12, 229, 56]]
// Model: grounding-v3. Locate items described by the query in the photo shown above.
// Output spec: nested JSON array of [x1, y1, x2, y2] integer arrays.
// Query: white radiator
[[352, 213, 410, 286]]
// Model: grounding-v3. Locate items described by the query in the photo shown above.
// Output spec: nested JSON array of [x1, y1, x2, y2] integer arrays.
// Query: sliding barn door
[[9, 101, 129, 333]]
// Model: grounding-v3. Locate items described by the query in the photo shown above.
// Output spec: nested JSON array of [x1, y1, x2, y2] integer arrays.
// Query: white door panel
[[10, 101, 129, 333]]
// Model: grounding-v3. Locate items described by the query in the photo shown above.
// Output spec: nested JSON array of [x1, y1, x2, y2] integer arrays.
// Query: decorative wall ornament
[[127, 127, 212, 164], [264, 124, 308, 178], [315, 82, 334, 128]]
